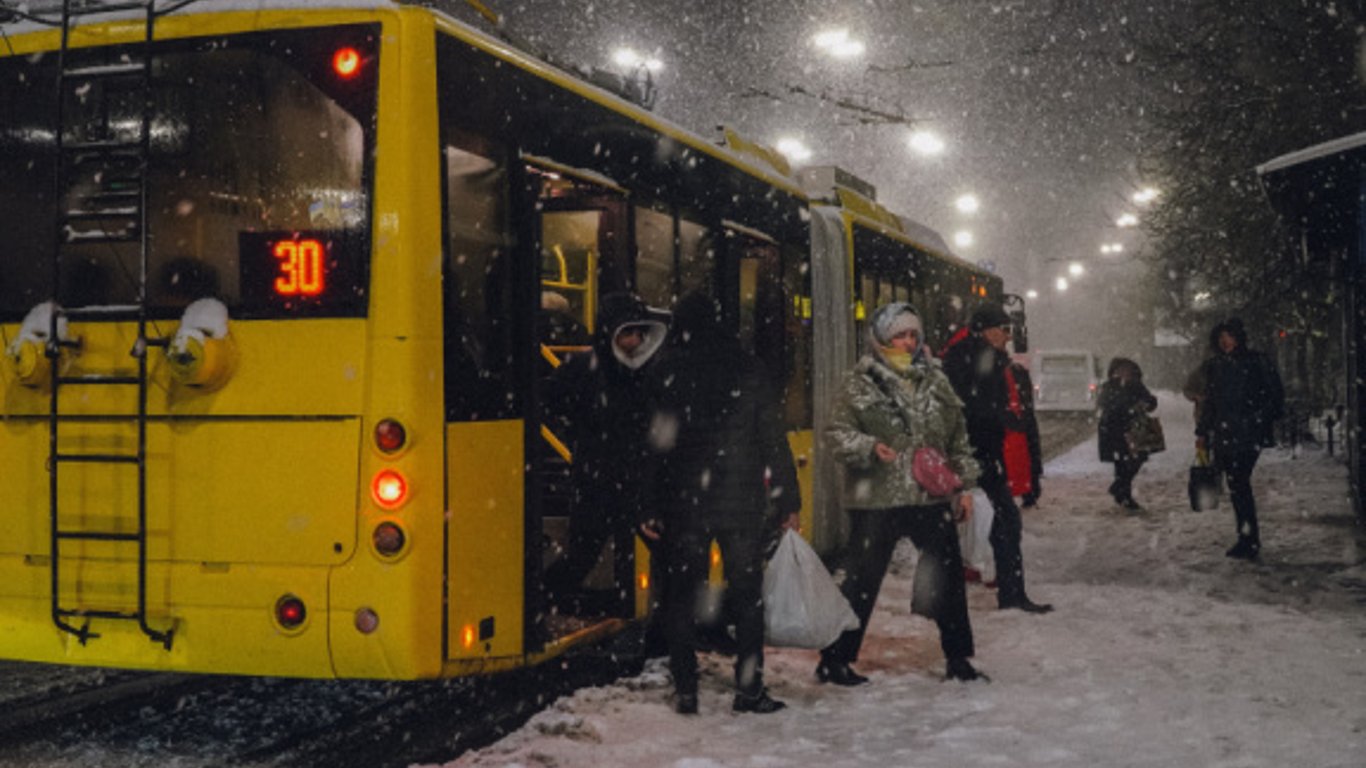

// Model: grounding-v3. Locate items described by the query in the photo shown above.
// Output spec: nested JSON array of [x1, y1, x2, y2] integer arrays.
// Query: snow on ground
[[433, 393, 1366, 768]]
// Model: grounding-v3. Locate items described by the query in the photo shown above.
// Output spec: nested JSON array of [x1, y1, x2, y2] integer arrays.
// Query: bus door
[[525, 160, 636, 637], [734, 228, 815, 534]]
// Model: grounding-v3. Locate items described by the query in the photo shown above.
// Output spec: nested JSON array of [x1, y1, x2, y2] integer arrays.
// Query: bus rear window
[[0, 24, 378, 320]]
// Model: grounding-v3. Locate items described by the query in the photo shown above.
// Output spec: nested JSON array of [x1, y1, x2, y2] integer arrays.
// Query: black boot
[[945, 657, 990, 682], [732, 688, 786, 713], [815, 660, 870, 686], [1225, 539, 1260, 560], [999, 596, 1053, 614], [675, 692, 699, 715]]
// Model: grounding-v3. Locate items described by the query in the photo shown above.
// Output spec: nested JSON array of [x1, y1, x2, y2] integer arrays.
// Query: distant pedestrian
[[641, 292, 800, 715], [941, 303, 1053, 614], [1097, 357, 1159, 511], [1196, 318, 1285, 559], [821, 302, 986, 684]]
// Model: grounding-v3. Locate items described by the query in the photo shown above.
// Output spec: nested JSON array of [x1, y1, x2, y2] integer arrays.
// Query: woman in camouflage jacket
[[817, 302, 986, 685]]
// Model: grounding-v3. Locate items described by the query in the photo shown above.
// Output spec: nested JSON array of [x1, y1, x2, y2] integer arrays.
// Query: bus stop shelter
[[1258, 132, 1366, 520]]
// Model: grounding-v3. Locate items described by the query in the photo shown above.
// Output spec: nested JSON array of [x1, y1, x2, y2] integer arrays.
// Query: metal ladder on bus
[[47, 0, 172, 649]]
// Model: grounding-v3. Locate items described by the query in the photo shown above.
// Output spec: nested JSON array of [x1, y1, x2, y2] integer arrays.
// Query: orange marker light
[[372, 469, 408, 508], [333, 47, 361, 78], [638, 572, 650, 591], [374, 419, 407, 454], [462, 624, 476, 649]]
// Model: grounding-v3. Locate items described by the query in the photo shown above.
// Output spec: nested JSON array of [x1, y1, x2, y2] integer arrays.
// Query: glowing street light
[[612, 47, 663, 72], [953, 230, 974, 248], [1025, 289, 1039, 300], [1133, 187, 1160, 205], [812, 28, 866, 58], [908, 130, 945, 156], [1100, 243, 1125, 255], [775, 137, 812, 164], [955, 193, 980, 214], [1056, 277, 1069, 292], [1069, 262, 1085, 277], [1116, 212, 1139, 228]]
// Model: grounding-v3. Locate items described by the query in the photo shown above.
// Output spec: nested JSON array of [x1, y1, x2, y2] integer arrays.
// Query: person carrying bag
[[1097, 357, 1159, 512], [819, 302, 987, 685]]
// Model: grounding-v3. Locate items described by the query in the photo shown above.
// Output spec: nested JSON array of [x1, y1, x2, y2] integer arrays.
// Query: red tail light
[[373, 521, 406, 557], [275, 595, 307, 629], [333, 47, 361, 78], [372, 470, 408, 508], [374, 419, 407, 454]]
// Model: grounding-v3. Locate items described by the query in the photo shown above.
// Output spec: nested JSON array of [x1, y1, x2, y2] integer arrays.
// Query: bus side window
[[634, 205, 674, 307], [442, 142, 519, 422]]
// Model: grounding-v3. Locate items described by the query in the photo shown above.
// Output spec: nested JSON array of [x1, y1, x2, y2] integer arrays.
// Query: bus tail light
[[373, 521, 406, 557], [372, 470, 408, 508], [354, 608, 380, 634], [374, 419, 407, 454], [275, 595, 307, 630]]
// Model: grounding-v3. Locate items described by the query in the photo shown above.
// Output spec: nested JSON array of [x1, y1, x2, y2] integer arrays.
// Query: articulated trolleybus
[[0, 0, 1008, 679]]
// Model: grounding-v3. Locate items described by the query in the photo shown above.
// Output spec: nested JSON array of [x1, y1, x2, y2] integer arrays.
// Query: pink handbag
[[912, 446, 963, 497]]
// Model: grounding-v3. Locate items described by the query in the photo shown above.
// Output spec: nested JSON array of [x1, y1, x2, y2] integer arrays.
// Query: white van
[[1031, 349, 1102, 412]]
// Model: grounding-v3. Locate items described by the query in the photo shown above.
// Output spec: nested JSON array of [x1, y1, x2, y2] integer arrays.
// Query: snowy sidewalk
[[437, 393, 1366, 768]]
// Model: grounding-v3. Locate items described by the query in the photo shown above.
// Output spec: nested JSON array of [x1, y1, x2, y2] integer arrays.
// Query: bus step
[[56, 374, 142, 385]]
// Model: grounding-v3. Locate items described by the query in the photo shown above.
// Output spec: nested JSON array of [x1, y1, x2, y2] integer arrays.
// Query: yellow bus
[[0, 0, 1007, 680]]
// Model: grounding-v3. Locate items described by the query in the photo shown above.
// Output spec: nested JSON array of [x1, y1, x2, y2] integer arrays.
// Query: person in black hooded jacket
[[542, 292, 669, 608], [941, 303, 1052, 614], [1196, 318, 1284, 560], [641, 292, 801, 716]]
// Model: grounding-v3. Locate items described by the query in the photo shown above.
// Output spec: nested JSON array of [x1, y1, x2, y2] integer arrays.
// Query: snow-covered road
[[439, 392, 1366, 768]]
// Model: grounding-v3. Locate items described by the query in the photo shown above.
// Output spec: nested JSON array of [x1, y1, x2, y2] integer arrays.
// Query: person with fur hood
[[542, 292, 669, 608], [819, 302, 987, 684]]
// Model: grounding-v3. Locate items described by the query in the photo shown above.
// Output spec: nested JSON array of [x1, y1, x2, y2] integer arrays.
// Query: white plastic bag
[[957, 488, 995, 574], [762, 529, 860, 649]]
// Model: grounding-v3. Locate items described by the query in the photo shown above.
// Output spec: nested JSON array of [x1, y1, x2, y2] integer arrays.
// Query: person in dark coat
[[1196, 318, 1285, 559], [542, 292, 668, 608], [1097, 357, 1159, 511], [641, 293, 801, 716], [941, 303, 1053, 614]]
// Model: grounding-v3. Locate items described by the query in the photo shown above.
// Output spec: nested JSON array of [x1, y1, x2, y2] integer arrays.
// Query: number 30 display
[[273, 239, 325, 296]]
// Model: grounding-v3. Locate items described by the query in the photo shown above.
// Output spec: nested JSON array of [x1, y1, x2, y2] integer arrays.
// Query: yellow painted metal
[[0, 555, 336, 676], [329, 8, 446, 680], [446, 420, 526, 662], [787, 430, 816, 536], [539, 424, 573, 463]]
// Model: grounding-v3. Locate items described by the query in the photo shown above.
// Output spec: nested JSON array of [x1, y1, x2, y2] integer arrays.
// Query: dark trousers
[[543, 491, 635, 613], [979, 465, 1028, 606], [1109, 456, 1147, 502], [1218, 449, 1261, 546], [822, 505, 975, 663], [661, 527, 766, 696]]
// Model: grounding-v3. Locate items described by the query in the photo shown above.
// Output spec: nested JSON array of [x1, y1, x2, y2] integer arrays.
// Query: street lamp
[[1068, 262, 1085, 277], [775, 137, 812, 164], [1056, 277, 1069, 292], [1025, 289, 1039, 300], [1133, 187, 1160, 205], [1116, 213, 1139, 228], [953, 230, 973, 248], [1100, 243, 1124, 255], [611, 47, 663, 72], [955, 193, 980, 214], [908, 130, 945, 156], [812, 28, 866, 58]]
